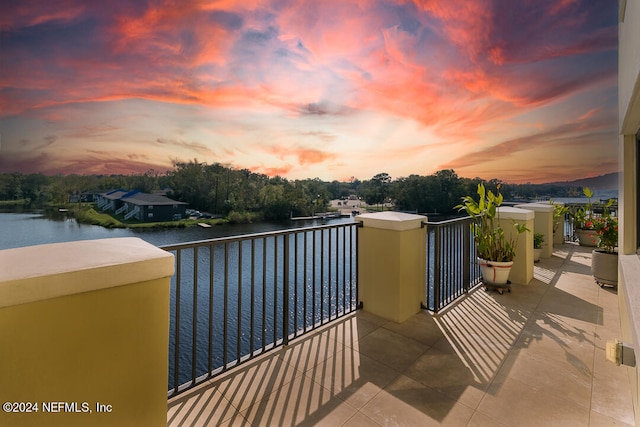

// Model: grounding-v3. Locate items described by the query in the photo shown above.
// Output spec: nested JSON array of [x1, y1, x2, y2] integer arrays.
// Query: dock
[[290, 212, 349, 221]]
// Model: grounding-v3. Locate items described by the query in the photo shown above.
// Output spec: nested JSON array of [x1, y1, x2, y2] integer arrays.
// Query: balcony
[[0, 214, 635, 426], [167, 243, 634, 426]]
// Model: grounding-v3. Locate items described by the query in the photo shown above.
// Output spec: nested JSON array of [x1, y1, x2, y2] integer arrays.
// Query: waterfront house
[[96, 189, 133, 212], [95, 189, 187, 221], [120, 192, 187, 222]]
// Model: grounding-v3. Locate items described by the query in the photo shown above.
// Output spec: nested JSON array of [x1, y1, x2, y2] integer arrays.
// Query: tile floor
[[168, 243, 635, 426]]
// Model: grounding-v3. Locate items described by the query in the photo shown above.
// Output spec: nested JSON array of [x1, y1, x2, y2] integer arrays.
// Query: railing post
[[515, 202, 554, 257], [283, 234, 290, 345], [433, 225, 441, 312], [463, 220, 471, 293], [497, 207, 535, 285], [356, 212, 427, 323]]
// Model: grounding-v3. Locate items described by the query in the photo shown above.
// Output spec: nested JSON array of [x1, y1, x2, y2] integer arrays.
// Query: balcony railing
[[162, 216, 491, 397], [424, 217, 481, 313], [161, 222, 359, 397]]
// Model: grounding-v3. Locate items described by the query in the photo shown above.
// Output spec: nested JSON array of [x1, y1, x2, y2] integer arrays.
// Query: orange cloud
[[266, 145, 337, 167], [251, 164, 293, 177]]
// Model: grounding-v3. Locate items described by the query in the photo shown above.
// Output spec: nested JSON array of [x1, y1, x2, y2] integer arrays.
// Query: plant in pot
[[573, 187, 598, 247], [456, 183, 530, 290], [591, 200, 618, 287], [533, 233, 544, 262], [550, 200, 569, 245]]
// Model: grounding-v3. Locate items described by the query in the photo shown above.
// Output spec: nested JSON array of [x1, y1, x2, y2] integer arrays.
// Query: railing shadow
[[434, 243, 602, 402], [168, 243, 609, 425], [168, 314, 398, 425]]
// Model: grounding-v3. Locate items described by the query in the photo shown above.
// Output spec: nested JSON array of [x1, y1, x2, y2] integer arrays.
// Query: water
[[535, 189, 619, 204], [167, 225, 359, 390], [0, 211, 354, 250]]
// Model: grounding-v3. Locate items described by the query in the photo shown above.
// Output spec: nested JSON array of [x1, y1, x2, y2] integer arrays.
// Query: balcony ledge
[[0, 237, 174, 308]]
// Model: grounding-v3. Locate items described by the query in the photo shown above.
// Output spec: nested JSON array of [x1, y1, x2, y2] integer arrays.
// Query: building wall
[[618, 0, 640, 422], [139, 204, 186, 222]]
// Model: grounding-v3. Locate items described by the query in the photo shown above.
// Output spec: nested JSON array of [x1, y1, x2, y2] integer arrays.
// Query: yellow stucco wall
[[0, 238, 173, 427], [515, 203, 554, 258], [619, 0, 640, 423], [497, 207, 534, 285], [0, 278, 170, 427]]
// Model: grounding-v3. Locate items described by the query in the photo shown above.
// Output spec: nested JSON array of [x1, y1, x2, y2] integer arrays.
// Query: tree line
[[0, 161, 582, 221]]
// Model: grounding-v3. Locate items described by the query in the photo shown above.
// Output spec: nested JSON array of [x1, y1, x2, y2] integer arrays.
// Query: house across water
[[95, 189, 187, 221]]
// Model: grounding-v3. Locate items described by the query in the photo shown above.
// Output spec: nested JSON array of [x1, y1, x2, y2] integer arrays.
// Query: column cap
[[0, 237, 174, 308], [356, 211, 427, 231], [496, 206, 535, 221], [514, 202, 554, 213]]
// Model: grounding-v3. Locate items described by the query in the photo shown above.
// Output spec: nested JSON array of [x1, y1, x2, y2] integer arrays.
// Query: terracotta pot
[[591, 250, 618, 287], [576, 228, 598, 247], [478, 258, 513, 286]]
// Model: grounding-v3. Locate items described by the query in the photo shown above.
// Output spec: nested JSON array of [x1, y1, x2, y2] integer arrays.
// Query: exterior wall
[[139, 204, 185, 221], [0, 238, 174, 427], [619, 0, 640, 423]]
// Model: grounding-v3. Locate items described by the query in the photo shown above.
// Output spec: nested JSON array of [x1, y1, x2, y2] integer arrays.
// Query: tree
[[363, 173, 391, 209]]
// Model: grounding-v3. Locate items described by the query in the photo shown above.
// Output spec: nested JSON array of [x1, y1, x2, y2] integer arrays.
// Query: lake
[[0, 211, 354, 250]]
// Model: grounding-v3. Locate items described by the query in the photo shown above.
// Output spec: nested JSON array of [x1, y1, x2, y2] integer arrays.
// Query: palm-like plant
[[456, 183, 530, 262]]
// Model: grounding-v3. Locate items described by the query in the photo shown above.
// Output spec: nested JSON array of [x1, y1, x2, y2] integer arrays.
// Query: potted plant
[[456, 183, 530, 289], [591, 199, 618, 287], [573, 187, 598, 246], [550, 200, 569, 245], [533, 233, 544, 262]]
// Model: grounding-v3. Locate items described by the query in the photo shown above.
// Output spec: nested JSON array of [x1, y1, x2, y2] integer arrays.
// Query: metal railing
[[424, 217, 481, 313], [162, 222, 359, 397]]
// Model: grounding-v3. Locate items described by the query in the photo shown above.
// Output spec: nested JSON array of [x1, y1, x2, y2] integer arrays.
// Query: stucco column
[[515, 202, 554, 257], [356, 212, 427, 323], [552, 203, 567, 245], [496, 207, 535, 285], [0, 238, 174, 427]]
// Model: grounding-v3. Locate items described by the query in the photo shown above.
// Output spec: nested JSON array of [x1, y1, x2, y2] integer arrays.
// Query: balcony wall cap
[[514, 202, 555, 213], [356, 211, 427, 231], [496, 206, 535, 221], [0, 237, 174, 309]]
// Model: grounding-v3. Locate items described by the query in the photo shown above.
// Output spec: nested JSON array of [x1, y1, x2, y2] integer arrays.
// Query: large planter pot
[[478, 258, 514, 286], [575, 228, 598, 247], [534, 248, 542, 262], [591, 250, 618, 287]]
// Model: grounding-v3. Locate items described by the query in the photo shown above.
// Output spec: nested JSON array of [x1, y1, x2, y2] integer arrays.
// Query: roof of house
[[103, 189, 133, 200], [121, 192, 187, 206]]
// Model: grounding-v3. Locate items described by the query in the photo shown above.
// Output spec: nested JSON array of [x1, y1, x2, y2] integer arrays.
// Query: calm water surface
[[0, 211, 354, 250]]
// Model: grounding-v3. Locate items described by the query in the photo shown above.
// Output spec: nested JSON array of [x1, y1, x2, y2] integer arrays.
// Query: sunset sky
[[0, 0, 618, 183]]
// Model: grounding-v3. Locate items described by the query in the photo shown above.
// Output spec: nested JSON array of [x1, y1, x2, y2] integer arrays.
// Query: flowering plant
[[594, 199, 618, 254], [574, 187, 595, 230]]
